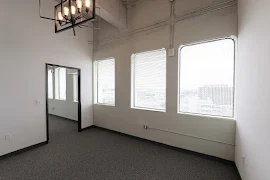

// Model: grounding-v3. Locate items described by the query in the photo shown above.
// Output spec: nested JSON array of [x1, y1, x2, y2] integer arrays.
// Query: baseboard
[[92, 125, 236, 165], [234, 164, 243, 180], [0, 126, 242, 179], [80, 125, 94, 132], [92, 125, 242, 178], [0, 141, 48, 160], [49, 114, 78, 123]]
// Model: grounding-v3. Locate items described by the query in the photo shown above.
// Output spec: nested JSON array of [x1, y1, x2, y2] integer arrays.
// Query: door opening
[[45, 63, 82, 142]]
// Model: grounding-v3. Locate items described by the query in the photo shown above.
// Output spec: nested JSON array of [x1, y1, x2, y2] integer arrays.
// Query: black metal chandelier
[[39, 0, 96, 36]]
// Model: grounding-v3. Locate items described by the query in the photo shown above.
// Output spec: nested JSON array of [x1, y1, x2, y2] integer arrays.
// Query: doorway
[[45, 63, 82, 142]]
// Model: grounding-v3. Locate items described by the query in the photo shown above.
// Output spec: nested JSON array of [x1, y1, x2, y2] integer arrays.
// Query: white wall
[[93, 0, 238, 160], [0, 0, 93, 156], [49, 68, 79, 121], [235, 0, 270, 179], [49, 99, 78, 120]]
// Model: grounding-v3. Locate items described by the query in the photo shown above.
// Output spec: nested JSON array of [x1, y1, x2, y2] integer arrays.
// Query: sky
[[179, 39, 235, 90]]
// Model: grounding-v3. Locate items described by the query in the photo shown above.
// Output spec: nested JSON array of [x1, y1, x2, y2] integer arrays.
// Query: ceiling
[[122, 0, 143, 7]]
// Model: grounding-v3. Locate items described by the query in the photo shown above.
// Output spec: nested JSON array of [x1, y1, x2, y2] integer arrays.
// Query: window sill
[[131, 107, 166, 113], [95, 103, 115, 107], [178, 112, 235, 120], [54, 99, 67, 102]]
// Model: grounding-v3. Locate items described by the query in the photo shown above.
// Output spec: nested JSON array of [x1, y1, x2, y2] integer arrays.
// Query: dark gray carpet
[[0, 115, 241, 180]]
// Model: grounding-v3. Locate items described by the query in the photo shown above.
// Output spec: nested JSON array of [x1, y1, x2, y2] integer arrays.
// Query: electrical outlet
[[143, 125, 148, 129], [35, 100, 43, 105], [4, 134, 11, 141]]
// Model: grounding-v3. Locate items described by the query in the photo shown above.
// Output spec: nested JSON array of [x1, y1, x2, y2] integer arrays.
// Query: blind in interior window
[[132, 49, 166, 111], [55, 67, 66, 100], [59, 68, 66, 100], [73, 75, 78, 102], [55, 68, 60, 100], [48, 69, 53, 99], [97, 58, 115, 105]]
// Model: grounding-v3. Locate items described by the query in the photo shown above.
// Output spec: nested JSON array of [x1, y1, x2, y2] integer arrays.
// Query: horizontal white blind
[[179, 39, 235, 117], [73, 75, 78, 102], [132, 49, 166, 111], [55, 68, 59, 100], [54, 67, 66, 101], [48, 69, 53, 99], [59, 68, 66, 100], [97, 58, 115, 105]]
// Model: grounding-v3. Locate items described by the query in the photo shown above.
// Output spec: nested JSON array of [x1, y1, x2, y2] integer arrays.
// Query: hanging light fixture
[[39, 0, 96, 36]]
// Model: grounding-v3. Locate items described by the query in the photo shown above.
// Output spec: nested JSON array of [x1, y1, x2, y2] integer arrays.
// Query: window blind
[[73, 75, 78, 102], [131, 49, 166, 111], [97, 58, 115, 105], [48, 69, 53, 99], [54, 67, 66, 101], [55, 68, 60, 100], [59, 68, 66, 100]]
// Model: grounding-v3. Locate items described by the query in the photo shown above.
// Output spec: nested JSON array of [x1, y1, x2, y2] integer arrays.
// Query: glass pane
[[132, 49, 166, 111], [97, 59, 115, 105], [179, 39, 235, 117]]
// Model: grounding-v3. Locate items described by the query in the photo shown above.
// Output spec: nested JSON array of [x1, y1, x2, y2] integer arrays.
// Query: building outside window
[[131, 49, 167, 111], [178, 38, 235, 117]]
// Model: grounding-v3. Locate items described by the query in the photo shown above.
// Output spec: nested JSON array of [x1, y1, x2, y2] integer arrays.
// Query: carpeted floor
[[0, 115, 241, 180]]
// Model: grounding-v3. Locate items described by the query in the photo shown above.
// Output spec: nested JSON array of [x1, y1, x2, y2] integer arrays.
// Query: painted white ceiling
[[122, 0, 142, 7]]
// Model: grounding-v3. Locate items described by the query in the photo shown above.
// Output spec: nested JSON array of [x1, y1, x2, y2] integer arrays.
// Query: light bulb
[[64, 7, 69, 16], [71, 6, 76, 15], [77, 0, 83, 9], [58, 12, 63, 20], [85, 0, 91, 8]]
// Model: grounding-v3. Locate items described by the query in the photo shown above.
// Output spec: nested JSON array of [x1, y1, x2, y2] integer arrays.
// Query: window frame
[[95, 58, 116, 106], [177, 37, 236, 119], [131, 48, 167, 112]]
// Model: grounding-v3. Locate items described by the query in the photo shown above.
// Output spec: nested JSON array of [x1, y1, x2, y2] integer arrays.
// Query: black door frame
[[45, 63, 82, 142]]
